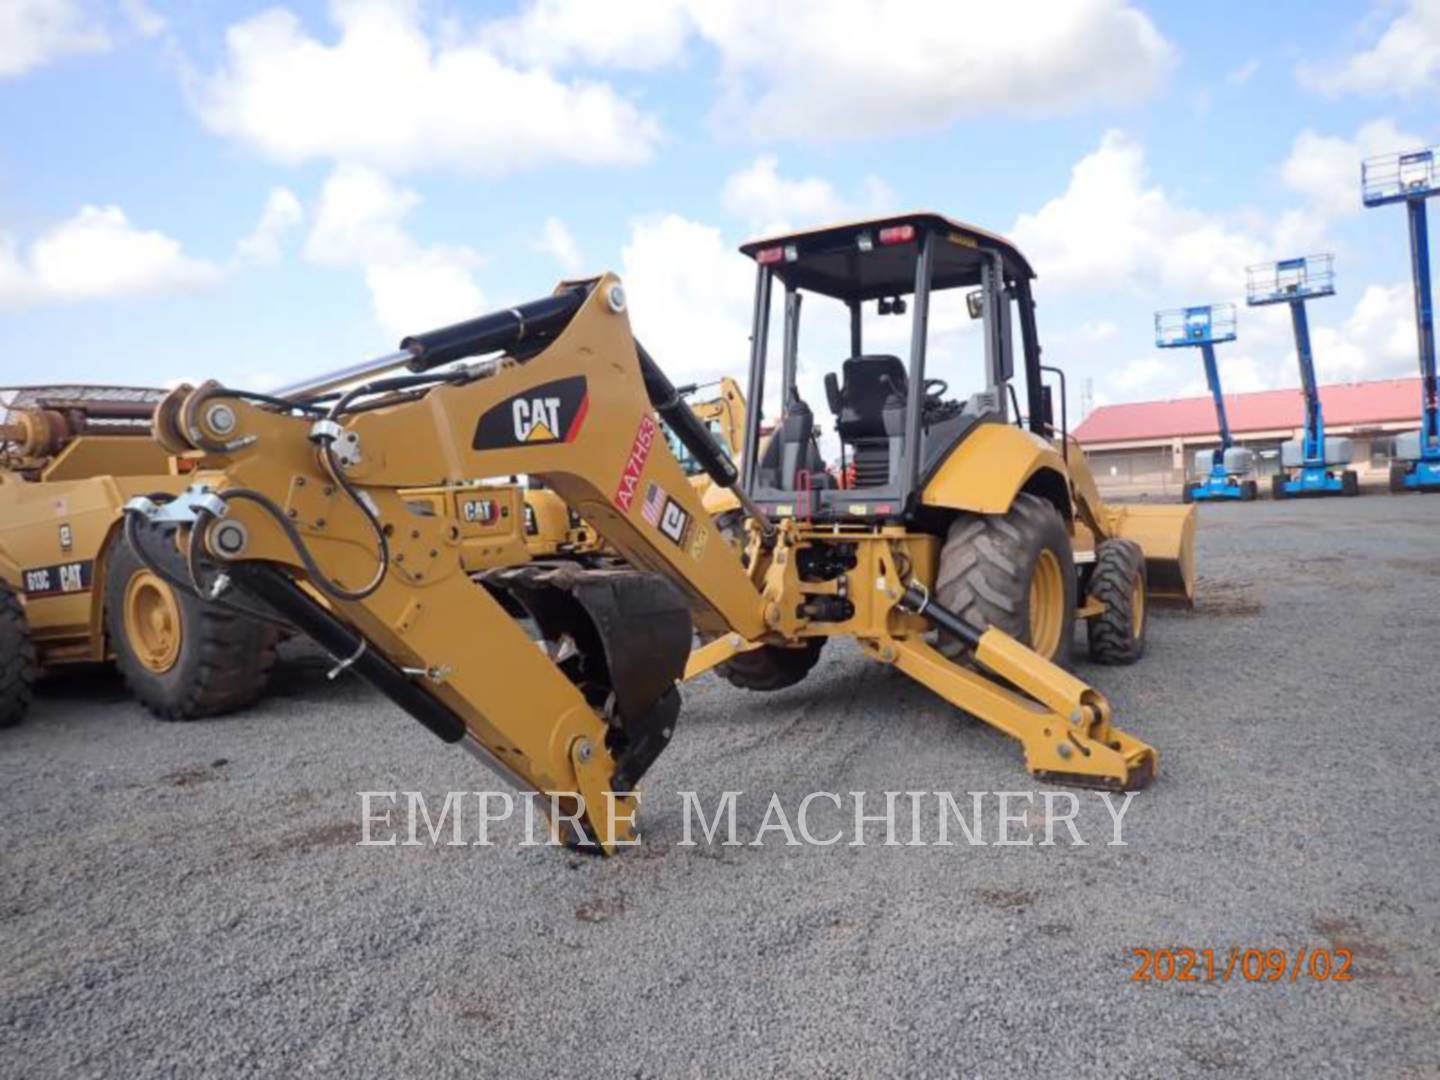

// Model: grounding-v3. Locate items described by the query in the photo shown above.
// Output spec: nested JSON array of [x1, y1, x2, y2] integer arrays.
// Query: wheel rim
[[1132, 572, 1147, 640], [1028, 549, 1064, 659], [123, 570, 182, 673]]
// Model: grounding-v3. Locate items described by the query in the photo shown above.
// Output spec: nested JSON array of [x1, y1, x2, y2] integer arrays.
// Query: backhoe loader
[[113, 213, 1195, 852]]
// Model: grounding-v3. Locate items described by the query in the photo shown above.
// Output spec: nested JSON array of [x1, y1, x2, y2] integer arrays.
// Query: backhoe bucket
[[1109, 504, 1196, 606]]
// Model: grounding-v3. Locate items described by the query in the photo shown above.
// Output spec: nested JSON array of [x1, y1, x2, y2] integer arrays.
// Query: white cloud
[[0, 0, 109, 78], [720, 155, 893, 234], [692, 0, 1173, 139], [0, 205, 219, 308], [1310, 282, 1420, 383], [1299, 0, 1440, 97], [304, 164, 486, 340], [1076, 319, 1119, 343], [1281, 118, 1426, 218], [483, 0, 692, 70], [120, 0, 167, 38], [1225, 58, 1261, 86], [365, 250, 484, 342], [535, 216, 581, 273], [304, 165, 417, 266], [619, 214, 753, 383], [237, 187, 304, 264], [1010, 131, 1267, 298], [197, 0, 660, 175], [471, 1, 1173, 142]]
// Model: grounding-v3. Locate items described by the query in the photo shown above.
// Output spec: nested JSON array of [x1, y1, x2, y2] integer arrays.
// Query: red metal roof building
[[1075, 377, 1423, 447], [1073, 377, 1424, 495]]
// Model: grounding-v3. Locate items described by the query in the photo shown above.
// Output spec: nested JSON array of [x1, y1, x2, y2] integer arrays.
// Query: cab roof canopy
[[738, 212, 1035, 303]]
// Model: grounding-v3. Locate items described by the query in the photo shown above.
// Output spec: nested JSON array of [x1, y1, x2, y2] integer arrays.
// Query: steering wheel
[[923, 377, 948, 402]]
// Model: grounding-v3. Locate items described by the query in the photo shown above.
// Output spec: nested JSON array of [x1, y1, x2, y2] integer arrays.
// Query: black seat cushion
[[833, 355, 908, 442]]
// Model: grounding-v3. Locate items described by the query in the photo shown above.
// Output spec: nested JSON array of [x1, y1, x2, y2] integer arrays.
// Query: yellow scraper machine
[[120, 213, 1195, 851]]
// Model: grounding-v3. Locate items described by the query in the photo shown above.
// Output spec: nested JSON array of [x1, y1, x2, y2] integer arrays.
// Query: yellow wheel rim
[[1028, 548, 1065, 659], [123, 570, 182, 673], [1132, 571, 1147, 640]]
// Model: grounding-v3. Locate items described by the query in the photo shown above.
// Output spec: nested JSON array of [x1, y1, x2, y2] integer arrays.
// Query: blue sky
[[1, 0, 1436, 418]]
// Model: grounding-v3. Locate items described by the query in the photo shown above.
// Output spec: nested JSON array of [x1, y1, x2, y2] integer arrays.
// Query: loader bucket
[[1110, 503, 1196, 607]]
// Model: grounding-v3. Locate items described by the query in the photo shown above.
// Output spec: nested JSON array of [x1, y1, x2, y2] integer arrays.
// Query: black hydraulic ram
[[896, 581, 982, 650], [400, 288, 589, 371], [225, 561, 467, 745]]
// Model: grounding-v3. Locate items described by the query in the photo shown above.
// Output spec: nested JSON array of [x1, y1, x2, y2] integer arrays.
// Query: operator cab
[[737, 213, 1056, 524]]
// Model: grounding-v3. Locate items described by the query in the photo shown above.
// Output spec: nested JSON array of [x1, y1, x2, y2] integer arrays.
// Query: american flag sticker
[[641, 482, 665, 526]]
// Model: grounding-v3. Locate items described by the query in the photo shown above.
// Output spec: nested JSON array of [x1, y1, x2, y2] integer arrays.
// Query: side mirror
[[966, 290, 984, 320]]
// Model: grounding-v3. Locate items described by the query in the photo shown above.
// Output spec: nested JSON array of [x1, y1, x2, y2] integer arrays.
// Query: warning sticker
[[688, 525, 709, 561]]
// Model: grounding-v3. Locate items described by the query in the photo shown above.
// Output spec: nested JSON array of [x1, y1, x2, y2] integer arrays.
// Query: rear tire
[[1341, 469, 1359, 497], [1241, 479, 1258, 501], [934, 493, 1075, 668], [0, 580, 36, 729], [1181, 484, 1194, 504], [104, 529, 279, 721], [1390, 462, 1409, 493], [717, 639, 824, 692], [1271, 474, 1288, 500], [1086, 539, 1147, 665]]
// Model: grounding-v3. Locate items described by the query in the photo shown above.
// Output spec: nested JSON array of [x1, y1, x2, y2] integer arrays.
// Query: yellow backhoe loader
[[106, 213, 1194, 852]]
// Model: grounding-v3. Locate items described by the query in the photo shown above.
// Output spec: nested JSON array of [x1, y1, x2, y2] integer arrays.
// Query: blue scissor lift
[[1363, 145, 1440, 492], [1155, 303, 1258, 503], [1246, 255, 1359, 499]]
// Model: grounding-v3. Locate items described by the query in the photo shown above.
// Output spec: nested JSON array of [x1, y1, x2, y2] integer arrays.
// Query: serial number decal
[[1130, 947, 1354, 983], [23, 560, 94, 599], [614, 415, 658, 512]]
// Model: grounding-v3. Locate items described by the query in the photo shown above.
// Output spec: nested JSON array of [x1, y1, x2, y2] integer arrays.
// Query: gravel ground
[[3, 495, 1439, 1078]]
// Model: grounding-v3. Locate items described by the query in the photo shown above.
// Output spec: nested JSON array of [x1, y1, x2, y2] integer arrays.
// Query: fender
[[921, 423, 1069, 515]]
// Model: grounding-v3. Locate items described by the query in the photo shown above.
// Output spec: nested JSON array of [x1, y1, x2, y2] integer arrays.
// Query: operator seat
[[755, 396, 834, 492], [825, 355, 908, 488]]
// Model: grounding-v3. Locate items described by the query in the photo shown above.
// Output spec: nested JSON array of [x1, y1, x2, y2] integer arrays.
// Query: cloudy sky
[[0, 0, 1436, 416]]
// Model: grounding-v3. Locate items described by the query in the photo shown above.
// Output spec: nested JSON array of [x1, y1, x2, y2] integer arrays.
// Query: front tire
[[0, 579, 36, 729], [934, 493, 1075, 668], [1241, 479, 1258, 501], [717, 639, 824, 692], [1341, 470, 1359, 497], [1271, 474, 1288, 500], [1390, 462, 1409, 493], [1086, 539, 1147, 664], [104, 529, 279, 721]]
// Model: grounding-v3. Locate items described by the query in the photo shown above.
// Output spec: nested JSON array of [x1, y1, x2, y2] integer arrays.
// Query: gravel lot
[[3, 495, 1439, 1078]]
